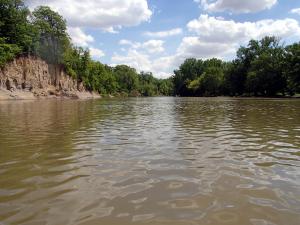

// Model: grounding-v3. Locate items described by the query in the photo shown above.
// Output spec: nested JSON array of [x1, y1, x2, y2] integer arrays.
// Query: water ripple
[[0, 98, 299, 225]]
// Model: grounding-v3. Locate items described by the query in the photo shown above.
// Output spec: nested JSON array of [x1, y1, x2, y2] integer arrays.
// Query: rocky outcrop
[[0, 56, 100, 100]]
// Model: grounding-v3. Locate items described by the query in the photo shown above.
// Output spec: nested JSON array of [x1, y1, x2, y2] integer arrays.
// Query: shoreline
[[1, 91, 299, 101], [0, 88, 101, 101]]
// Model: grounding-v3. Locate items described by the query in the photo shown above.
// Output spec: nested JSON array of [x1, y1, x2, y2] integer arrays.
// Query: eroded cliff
[[0, 56, 100, 100]]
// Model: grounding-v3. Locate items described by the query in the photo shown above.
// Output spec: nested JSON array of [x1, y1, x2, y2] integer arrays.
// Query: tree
[[0, 0, 38, 54], [32, 6, 70, 64], [138, 72, 159, 96], [284, 42, 300, 95], [188, 66, 224, 96], [158, 78, 174, 96], [223, 40, 260, 96], [179, 58, 204, 81], [245, 37, 286, 96], [88, 61, 117, 94], [200, 67, 224, 96], [173, 58, 204, 96], [224, 60, 247, 96], [113, 65, 139, 93], [64, 46, 92, 89], [0, 37, 21, 67], [175, 58, 225, 96], [224, 36, 287, 96]]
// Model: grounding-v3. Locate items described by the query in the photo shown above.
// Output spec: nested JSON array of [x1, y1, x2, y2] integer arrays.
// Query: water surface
[[0, 97, 300, 225]]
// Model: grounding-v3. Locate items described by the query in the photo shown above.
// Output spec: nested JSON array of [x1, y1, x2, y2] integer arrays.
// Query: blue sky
[[26, 0, 300, 78]]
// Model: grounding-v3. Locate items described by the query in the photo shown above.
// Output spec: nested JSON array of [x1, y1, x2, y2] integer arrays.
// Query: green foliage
[[64, 47, 90, 80], [88, 62, 117, 94], [138, 72, 157, 96], [32, 6, 70, 64], [157, 78, 174, 96], [175, 36, 299, 97], [223, 60, 246, 96], [0, 38, 21, 67], [0, 0, 38, 53], [174, 58, 225, 96], [114, 65, 139, 93], [187, 66, 224, 96], [199, 67, 224, 96], [63, 46, 173, 96], [284, 42, 300, 95], [64, 47, 120, 94], [173, 58, 205, 96], [243, 37, 286, 96]]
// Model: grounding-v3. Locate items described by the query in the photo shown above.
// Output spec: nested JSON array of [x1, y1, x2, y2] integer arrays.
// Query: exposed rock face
[[0, 56, 100, 100]]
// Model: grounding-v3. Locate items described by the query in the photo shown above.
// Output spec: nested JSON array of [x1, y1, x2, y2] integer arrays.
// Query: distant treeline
[[174, 37, 300, 97], [1, 1, 299, 97], [0, 0, 173, 96]]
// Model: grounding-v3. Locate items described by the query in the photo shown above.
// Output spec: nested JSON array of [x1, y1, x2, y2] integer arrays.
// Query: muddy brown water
[[0, 97, 299, 225]]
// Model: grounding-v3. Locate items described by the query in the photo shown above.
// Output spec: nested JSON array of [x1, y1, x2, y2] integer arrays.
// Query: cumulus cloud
[[112, 50, 152, 73], [142, 40, 165, 53], [119, 39, 165, 54], [177, 37, 235, 59], [113, 39, 168, 77], [144, 28, 183, 38], [291, 8, 300, 15], [187, 15, 300, 43], [111, 49, 176, 78], [26, 0, 152, 32], [90, 47, 105, 58], [119, 40, 142, 49], [68, 27, 94, 47], [196, 0, 277, 13]]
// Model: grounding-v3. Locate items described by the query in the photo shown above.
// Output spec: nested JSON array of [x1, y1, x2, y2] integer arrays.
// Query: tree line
[[0, 0, 173, 96], [1, 1, 299, 97], [173, 36, 300, 97]]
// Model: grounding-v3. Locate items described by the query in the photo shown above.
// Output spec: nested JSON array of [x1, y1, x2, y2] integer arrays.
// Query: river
[[0, 97, 299, 225]]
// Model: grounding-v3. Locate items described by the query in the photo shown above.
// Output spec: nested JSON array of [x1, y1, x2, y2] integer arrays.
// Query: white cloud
[[142, 40, 165, 53], [112, 49, 152, 73], [119, 39, 165, 54], [144, 28, 183, 38], [119, 40, 142, 49], [187, 15, 300, 44], [196, 0, 277, 13], [111, 49, 175, 78], [68, 27, 94, 47], [291, 8, 300, 15], [177, 37, 235, 59], [89, 47, 105, 58], [26, 0, 152, 32]]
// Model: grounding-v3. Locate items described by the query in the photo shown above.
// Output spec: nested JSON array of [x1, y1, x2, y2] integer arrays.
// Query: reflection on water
[[0, 97, 299, 225]]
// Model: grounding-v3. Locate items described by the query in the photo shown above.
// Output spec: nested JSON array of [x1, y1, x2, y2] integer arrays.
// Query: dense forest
[[174, 37, 300, 97], [1, 0, 299, 97]]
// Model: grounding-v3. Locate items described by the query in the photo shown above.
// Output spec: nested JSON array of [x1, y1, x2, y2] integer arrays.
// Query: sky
[[25, 0, 300, 78]]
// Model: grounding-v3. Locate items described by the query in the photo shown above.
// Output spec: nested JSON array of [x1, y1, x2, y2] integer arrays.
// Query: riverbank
[[0, 56, 101, 100], [0, 88, 101, 100]]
